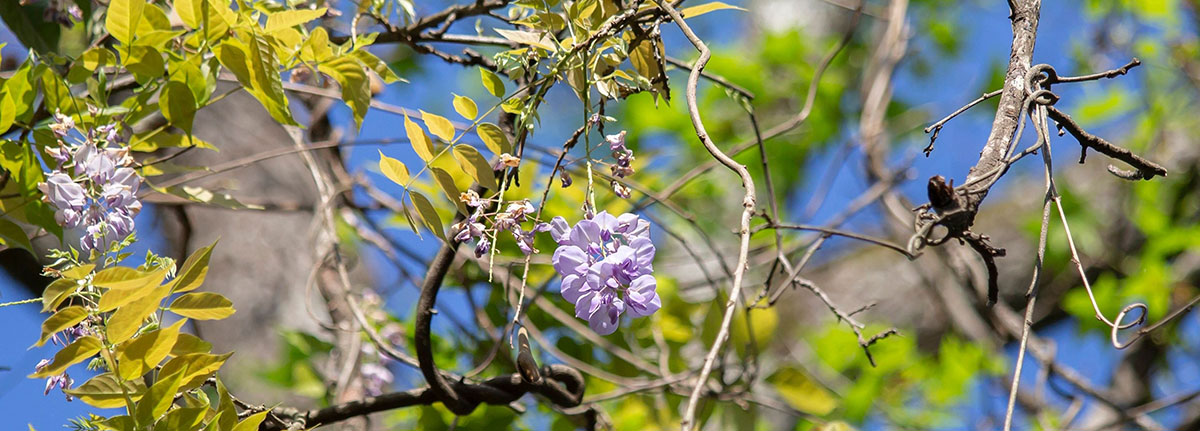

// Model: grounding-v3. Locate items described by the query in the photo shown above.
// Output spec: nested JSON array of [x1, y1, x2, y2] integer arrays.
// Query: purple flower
[[474, 238, 491, 258], [74, 144, 116, 184], [39, 172, 86, 228], [560, 170, 573, 188], [551, 211, 658, 335], [360, 362, 393, 396], [605, 131, 627, 152], [35, 359, 74, 401], [452, 220, 485, 242]]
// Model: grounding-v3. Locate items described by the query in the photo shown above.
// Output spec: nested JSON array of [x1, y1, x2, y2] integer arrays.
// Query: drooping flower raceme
[[36, 113, 143, 256], [551, 211, 660, 335]]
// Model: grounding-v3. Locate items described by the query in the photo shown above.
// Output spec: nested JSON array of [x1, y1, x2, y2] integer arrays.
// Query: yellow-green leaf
[[135, 363, 186, 425], [41, 278, 82, 312], [106, 0, 145, 45], [0, 93, 15, 135], [452, 94, 478, 120], [264, 8, 327, 33], [403, 114, 435, 162], [36, 306, 88, 347], [106, 284, 170, 344], [175, 0, 203, 29], [152, 406, 207, 431], [93, 267, 168, 291], [479, 68, 505, 98], [379, 151, 410, 186], [317, 55, 370, 129], [409, 191, 444, 240], [169, 240, 217, 293], [421, 110, 456, 141], [232, 411, 270, 431], [168, 292, 235, 320], [125, 46, 165, 83], [452, 146, 497, 190], [476, 123, 511, 155], [30, 336, 102, 378], [350, 50, 403, 84], [98, 282, 160, 312], [64, 373, 147, 409], [60, 264, 95, 280], [770, 366, 838, 415], [169, 333, 213, 357], [679, 1, 746, 18], [494, 28, 556, 51], [159, 351, 233, 390], [160, 81, 198, 134], [116, 319, 185, 380], [429, 166, 467, 215]]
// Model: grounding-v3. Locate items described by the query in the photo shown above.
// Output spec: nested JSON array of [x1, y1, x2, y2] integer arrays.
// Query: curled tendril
[[1111, 303, 1149, 349]]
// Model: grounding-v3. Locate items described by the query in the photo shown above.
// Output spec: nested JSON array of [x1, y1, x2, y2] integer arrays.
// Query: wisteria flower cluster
[[551, 211, 660, 335], [451, 191, 550, 258], [37, 111, 143, 256]]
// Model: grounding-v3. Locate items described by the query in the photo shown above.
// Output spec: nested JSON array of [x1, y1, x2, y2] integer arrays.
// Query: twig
[[923, 89, 1002, 155], [1045, 106, 1167, 180], [651, 3, 758, 430]]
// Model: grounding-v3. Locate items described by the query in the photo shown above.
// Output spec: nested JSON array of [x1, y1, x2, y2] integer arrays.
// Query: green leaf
[[0, 93, 16, 135], [215, 35, 296, 126], [64, 373, 148, 409], [41, 278, 82, 312], [421, 110, 456, 141], [264, 8, 326, 33], [409, 191, 445, 240], [106, 284, 170, 344], [477, 123, 511, 155], [0, 214, 31, 251], [125, 46, 165, 83], [169, 292, 235, 320], [298, 27, 334, 63], [134, 361, 186, 425], [404, 114, 436, 162], [379, 151, 410, 186], [169, 57, 212, 105], [351, 49, 404, 84], [116, 319, 185, 380], [429, 166, 467, 215], [169, 240, 217, 293], [679, 2, 746, 18], [4, 60, 40, 122], [160, 81, 198, 134], [36, 305, 88, 347], [129, 133, 217, 152], [106, 0, 146, 45], [30, 336, 102, 378], [452, 146, 497, 190], [318, 55, 370, 129], [452, 94, 478, 120], [159, 352, 233, 390], [0, 0, 60, 54], [479, 68, 505, 98], [93, 267, 169, 290], [169, 333, 213, 357]]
